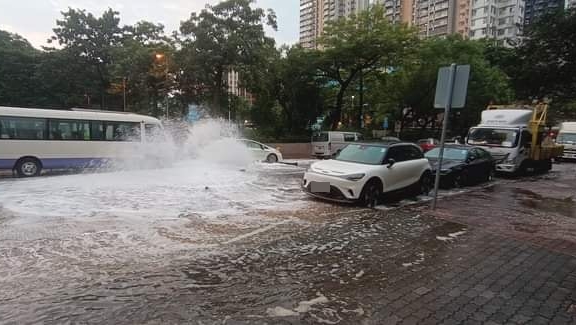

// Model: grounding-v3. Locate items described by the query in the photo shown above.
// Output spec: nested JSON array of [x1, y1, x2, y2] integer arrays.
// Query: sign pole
[[432, 63, 457, 210]]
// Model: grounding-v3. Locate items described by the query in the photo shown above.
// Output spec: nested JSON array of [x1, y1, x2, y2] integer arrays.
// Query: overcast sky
[[0, 0, 299, 48]]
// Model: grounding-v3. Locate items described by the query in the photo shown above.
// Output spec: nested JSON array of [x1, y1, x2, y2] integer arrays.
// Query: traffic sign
[[434, 65, 470, 109]]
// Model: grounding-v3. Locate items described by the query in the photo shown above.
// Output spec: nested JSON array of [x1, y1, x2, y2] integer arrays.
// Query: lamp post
[[155, 53, 169, 118]]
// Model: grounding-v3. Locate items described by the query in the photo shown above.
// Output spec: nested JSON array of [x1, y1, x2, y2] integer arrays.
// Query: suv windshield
[[312, 132, 329, 142], [425, 147, 468, 161], [467, 128, 519, 148], [335, 144, 387, 165], [557, 133, 576, 143]]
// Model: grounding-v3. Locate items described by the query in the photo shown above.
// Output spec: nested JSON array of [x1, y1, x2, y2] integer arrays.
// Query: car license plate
[[311, 181, 330, 193]]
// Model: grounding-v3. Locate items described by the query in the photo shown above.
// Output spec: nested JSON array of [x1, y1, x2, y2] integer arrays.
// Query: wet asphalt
[[0, 162, 575, 324]]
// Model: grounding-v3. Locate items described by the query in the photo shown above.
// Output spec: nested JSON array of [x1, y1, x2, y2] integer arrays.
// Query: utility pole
[[359, 68, 364, 129], [122, 77, 127, 112]]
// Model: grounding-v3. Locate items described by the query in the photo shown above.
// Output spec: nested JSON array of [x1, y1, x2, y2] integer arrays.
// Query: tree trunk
[[213, 68, 224, 116], [331, 88, 346, 130]]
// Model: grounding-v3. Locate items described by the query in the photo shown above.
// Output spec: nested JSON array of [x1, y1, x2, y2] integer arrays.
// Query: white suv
[[302, 143, 432, 207]]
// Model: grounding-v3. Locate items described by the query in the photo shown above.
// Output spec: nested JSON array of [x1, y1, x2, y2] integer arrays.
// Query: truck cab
[[557, 122, 576, 160], [466, 104, 562, 174]]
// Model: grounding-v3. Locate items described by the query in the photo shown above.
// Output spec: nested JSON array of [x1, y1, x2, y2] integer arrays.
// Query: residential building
[[299, 0, 371, 49], [524, 0, 565, 26], [300, 0, 320, 49], [469, 0, 525, 46], [377, 0, 471, 38]]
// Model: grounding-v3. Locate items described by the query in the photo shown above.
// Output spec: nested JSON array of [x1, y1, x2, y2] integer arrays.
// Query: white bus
[[0, 106, 163, 177]]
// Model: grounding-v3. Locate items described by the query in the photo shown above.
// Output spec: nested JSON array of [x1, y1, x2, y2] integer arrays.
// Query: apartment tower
[[524, 0, 565, 26], [299, 0, 371, 49]]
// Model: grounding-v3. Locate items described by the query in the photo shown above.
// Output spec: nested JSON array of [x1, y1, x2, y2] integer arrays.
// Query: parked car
[[302, 143, 432, 207], [238, 139, 283, 163], [417, 138, 440, 152], [311, 131, 363, 158], [425, 145, 494, 188]]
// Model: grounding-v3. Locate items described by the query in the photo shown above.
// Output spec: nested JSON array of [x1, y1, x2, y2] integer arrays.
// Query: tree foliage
[[317, 5, 419, 129], [178, 0, 277, 115]]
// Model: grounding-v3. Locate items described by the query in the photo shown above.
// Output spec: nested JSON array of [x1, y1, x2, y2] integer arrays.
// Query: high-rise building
[[299, 0, 320, 49], [299, 0, 371, 49], [524, 0, 565, 26], [377, 0, 471, 38], [469, 0, 525, 46]]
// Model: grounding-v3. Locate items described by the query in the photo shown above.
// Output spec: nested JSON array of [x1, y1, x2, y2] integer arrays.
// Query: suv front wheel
[[360, 179, 382, 208]]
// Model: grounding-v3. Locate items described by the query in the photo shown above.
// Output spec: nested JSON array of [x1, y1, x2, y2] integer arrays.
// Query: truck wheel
[[15, 157, 42, 177]]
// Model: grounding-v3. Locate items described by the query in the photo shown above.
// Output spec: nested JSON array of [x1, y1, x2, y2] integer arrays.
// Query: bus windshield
[[467, 128, 519, 148]]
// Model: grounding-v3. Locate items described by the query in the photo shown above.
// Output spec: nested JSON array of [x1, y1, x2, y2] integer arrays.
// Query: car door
[[403, 145, 427, 187], [246, 141, 266, 161], [383, 145, 413, 192], [466, 148, 486, 182], [476, 148, 494, 179]]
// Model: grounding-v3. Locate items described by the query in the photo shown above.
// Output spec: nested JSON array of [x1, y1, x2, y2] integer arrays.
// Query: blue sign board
[[383, 117, 389, 129], [186, 104, 201, 123]]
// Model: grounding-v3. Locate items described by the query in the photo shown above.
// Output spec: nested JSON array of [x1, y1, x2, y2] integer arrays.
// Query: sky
[[0, 0, 299, 49]]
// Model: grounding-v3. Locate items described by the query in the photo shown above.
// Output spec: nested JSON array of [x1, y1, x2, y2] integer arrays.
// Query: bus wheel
[[15, 158, 42, 177]]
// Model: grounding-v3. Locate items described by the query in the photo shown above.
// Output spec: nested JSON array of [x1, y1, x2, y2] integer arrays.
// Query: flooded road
[[0, 161, 575, 324]]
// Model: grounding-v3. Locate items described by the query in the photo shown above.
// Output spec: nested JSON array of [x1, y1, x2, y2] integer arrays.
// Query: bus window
[[104, 122, 139, 141], [90, 121, 104, 140], [0, 116, 46, 140], [49, 120, 90, 140]]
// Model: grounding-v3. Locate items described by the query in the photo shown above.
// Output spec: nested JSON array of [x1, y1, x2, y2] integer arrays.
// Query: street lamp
[[155, 52, 169, 118]]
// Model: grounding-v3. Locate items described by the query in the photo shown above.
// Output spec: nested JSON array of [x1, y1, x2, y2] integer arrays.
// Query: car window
[[244, 141, 263, 150], [405, 146, 423, 160], [335, 144, 387, 165], [331, 133, 344, 142], [344, 133, 356, 142], [312, 132, 328, 142], [387, 146, 408, 162]]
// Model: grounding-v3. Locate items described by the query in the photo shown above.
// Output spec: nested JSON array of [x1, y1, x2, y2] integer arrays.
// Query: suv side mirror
[[387, 158, 396, 168], [467, 155, 477, 162]]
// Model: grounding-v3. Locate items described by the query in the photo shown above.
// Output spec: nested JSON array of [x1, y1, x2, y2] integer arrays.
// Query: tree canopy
[[0, 3, 574, 139]]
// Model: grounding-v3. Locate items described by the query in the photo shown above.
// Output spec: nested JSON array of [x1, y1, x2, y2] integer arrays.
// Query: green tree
[[381, 36, 513, 137], [316, 5, 419, 130], [178, 0, 277, 116], [514, 9, 576, 101], [48, 8, 125, 108], [0, 30, 41, 106], [245, 45, 325, 136]]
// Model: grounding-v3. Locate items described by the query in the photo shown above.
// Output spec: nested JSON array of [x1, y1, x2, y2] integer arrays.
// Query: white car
[[302, 143, 432, 207], [238, 139, 283, 163]]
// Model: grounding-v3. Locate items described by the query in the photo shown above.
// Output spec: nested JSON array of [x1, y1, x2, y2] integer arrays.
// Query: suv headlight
[[341, 173, 365, 181]]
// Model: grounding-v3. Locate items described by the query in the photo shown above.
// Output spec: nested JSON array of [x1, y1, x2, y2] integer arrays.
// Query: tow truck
[[466, 102, 564, 174]]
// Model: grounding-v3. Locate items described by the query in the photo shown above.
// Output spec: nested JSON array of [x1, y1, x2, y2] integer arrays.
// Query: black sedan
[[425, 145, 495, 188]]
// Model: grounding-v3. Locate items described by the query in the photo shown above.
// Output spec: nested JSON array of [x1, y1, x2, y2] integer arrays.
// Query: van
[[311, 131, 363, 158]]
